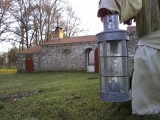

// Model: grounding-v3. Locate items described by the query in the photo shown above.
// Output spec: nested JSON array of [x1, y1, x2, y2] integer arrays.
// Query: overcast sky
[[68, 0, 103, 35], [68, 0, 130, 35]]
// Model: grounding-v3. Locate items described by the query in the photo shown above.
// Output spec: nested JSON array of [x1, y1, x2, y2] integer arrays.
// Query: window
[[62, 49, 71, 55]]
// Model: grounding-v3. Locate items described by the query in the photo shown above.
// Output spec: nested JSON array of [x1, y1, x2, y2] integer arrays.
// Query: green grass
[[0, 72, 159, 120]]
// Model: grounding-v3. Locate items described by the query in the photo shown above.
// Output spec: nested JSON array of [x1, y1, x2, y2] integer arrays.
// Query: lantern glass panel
[[122, 56, 128, 76], [100, 57, 105, 76], [106, 41, 122, 56], [99, 43, 104, 56], [108, 76, 130, 93], [122, 40, 127, 56], [104, 40, 129, 93], [106, 57, 123, 76], [105, 41, 128, 76]]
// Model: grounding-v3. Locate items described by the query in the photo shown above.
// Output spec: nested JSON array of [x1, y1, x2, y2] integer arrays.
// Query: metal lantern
[[96, 14, 131, 102]]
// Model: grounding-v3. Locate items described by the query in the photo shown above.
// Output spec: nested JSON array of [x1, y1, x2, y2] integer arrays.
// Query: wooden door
[[94, 48, 99, 73], [25, 57, 34, 72]]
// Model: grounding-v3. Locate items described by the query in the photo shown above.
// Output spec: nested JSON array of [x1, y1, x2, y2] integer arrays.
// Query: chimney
[[53, 27, 64, 39]]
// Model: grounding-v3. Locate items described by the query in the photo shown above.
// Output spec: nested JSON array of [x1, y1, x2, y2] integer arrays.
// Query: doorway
[[25, 57, 34, 72]]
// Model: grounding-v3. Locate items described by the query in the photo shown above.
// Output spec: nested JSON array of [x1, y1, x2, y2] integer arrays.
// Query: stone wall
[[17, 54, 40, 72], [17, 54, 26, 72], [127, 30, 139, 74], [39, 42, 97, 72]]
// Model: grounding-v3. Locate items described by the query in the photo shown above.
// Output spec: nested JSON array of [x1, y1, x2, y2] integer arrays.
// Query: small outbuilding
[[17, 26, 138, 73]]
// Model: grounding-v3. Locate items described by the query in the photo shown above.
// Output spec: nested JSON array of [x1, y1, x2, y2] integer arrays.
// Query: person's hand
[[98, 8, 113, 17]]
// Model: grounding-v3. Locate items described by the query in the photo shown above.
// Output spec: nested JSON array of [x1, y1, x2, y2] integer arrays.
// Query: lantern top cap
[[102, 14, 120, 31]]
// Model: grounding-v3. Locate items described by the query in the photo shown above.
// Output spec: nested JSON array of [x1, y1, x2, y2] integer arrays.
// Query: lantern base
[[100, 90, 131, 102]]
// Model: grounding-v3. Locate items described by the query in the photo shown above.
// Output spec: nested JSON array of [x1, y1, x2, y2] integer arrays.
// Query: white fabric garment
[[138, 30, 160, 50], [132, 31, 160, 115], [98, 0, 119, 14], [98, 0, 160, 115], [98, 0, 142, 22]]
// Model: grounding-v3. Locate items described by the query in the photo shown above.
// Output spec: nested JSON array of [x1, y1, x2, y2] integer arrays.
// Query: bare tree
[[8, 46, 18, 67], [31, 0, 46, 45], [0, 0, 12, 41], [9, 0, 34, 50], [0, 55, 5, 67], [31, 0, 65, 43], [7, 0, 87, 51], [60, 5, 86, 37], [31, 0, 85, 40]]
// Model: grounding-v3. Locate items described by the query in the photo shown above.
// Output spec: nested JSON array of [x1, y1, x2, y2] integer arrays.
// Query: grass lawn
[[0, 72, 159, 120]]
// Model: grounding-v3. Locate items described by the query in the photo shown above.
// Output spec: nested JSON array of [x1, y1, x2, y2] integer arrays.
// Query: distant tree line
[[0, 46, 18, 68], [0, 0, 85, 51]]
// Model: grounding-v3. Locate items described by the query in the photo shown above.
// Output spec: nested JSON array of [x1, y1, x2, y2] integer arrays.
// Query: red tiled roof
[[18, 45, 41, 54], [43, 35, 96, 45], [18, 35, 96, 54]]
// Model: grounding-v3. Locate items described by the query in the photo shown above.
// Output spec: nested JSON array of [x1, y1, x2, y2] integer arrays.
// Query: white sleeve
[[116, 0, 142, 22], [98, 0, 142, 23], [98, 0, 120, 17]]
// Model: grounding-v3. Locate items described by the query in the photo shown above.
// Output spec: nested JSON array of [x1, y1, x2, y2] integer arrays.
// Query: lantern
[[96, 14, 131, 102]]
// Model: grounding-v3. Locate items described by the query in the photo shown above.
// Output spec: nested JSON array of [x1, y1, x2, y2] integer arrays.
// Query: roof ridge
[[18, 45, 41, 54]]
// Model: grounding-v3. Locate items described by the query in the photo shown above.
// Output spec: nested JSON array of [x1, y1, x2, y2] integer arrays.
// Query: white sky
[[0, 42, 12, 53], [68, 0, 128, 35], [68, 0, 103, 35]]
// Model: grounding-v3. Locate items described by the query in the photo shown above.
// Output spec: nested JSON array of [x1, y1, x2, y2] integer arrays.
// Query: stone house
[[17, 26, 138, 73]]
